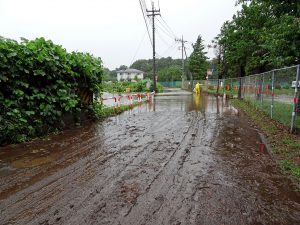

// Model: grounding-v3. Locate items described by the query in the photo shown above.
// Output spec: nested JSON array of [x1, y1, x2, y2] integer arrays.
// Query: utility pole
[[147, 1, 160, 93], [183, 46, 194, 87], [175, 36, 188, 87]]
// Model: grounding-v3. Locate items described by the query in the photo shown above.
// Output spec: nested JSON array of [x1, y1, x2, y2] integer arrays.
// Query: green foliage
[[130, 57, 182, 79], [90, 101, 139, 119], [280, 160, 300, 181], [0, 37, 103, 145], [69, 52, 102, 92], [215, 0, 300, 78], [157, 65, 181, 82], [101, 81, 130, 94], [102, 80, 163, 94], [150, 82, 164, 93], [102, 68, 117, 82], [188, 35, 209, 80]]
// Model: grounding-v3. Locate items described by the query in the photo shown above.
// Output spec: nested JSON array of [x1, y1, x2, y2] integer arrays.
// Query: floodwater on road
[[0, 94, 300, 225]]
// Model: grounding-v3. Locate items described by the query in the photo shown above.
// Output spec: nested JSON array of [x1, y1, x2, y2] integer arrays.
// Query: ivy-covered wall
[[0, 37, 103, 145]]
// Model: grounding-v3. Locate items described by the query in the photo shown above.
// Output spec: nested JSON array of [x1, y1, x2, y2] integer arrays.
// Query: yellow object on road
[[195, 82, 201, 94]]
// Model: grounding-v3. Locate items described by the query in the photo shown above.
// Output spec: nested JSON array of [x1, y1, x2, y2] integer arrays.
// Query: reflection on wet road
[[0, 94, 300, 225]]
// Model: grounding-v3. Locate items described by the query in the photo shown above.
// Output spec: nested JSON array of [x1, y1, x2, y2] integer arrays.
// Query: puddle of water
[[0, 122, 99, 175], [120, 93, 237, 116], [0, 94, 232, 174], [11, 155, 56, 169], [0, 161, 15, 176]]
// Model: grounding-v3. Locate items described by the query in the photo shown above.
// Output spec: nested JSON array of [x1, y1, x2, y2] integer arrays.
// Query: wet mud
[[0, 94, 300, 225]]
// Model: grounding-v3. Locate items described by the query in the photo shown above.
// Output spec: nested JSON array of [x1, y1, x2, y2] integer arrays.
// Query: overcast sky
[[0, 0, 239, 70]]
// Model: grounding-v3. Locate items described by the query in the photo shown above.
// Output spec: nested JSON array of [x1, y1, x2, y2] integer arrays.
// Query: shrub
[[0, 37, 103, 145]]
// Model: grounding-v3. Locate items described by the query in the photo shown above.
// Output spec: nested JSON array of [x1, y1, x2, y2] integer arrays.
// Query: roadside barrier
[[100, 92, 155, 109]]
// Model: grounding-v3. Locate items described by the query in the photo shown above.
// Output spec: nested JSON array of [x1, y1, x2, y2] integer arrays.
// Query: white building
[[117, 69, 144, 82]]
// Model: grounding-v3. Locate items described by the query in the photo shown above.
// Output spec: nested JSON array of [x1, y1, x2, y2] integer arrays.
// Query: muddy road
[[1, 94, 300, 225]]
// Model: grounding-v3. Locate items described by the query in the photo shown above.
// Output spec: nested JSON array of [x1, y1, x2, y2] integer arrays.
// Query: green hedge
[[0, 37, 103, 145]]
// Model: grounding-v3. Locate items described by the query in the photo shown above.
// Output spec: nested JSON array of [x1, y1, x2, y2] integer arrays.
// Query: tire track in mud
[[1, 95, 300, 225], [0, 125, 108, 200], [1, 111, 189, 225], [120, 111, 221, 224], [118, 112, 217, 225], [56, 112, 191, 225]]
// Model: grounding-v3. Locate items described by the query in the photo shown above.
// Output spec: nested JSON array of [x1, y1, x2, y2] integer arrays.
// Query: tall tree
[[157, 65, 181, 82], [215, 0, 300, 78], [188, 35, 209, 80], [116, 65, 128, 71], [130, 57, 182, 79]]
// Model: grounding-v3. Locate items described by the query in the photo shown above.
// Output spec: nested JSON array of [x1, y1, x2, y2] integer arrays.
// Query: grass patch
[[90, 102, 141, 119], [230, 99, 300, 187], [282, 135, 300, 149], [245, 98, 299, 128], [274, 88, 295, 95], [280, 160, 300, 181]]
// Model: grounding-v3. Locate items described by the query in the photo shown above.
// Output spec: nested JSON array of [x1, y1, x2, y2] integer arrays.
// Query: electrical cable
[[162, 41, 177, 55], [159, 15, 178, 38], [130, 31, 147, 66], [156, 30, 170, 46], [139, 0, 153, 46], [155, 17, 176, 40], [163, 43, 178, 57]]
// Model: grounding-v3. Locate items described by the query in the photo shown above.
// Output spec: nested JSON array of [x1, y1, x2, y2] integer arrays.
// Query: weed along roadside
[[230, 99, 300, 189]]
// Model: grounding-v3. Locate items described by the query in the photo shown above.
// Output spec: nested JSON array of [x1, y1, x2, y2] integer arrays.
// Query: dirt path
[[0, 94, 300, 225]]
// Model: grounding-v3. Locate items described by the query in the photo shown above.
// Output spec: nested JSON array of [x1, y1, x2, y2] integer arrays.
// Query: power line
[[159, 15, 178, 39], [160, 41, 177, 55], [155, 17, 176, 40], [139, 0, 153, 46], [159, 41, 178, 57], [130, 31, 147, 67], [156, 29, 170, 46]]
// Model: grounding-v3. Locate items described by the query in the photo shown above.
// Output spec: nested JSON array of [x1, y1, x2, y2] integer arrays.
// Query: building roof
[[117, 68, 144, 74]]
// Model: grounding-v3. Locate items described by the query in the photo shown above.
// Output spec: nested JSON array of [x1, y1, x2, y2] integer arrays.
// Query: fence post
[[291, 65, 300, 133], [230, 78, 233, 97], [271, 71, 275, 119], [242, 77, 245, 98], [223, 79, 225, 95], [238, 77, 241, 98], [261, 73, 264, 107]]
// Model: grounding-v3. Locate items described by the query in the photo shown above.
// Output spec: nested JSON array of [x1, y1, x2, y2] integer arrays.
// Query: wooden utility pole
[[175, 36, 188, 87], [147, 2, 160, 92]]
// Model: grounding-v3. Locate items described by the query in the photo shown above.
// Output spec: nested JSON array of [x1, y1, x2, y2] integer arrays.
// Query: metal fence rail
[[183, 65, 300, 133]]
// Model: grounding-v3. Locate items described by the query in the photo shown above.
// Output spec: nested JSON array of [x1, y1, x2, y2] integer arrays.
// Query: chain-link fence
[[183, 65, 300, 133]]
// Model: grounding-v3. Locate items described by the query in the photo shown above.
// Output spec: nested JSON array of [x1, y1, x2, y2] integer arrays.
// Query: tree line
[[113, 0, 299, 82], [213, 0, 300, 78], [185, 0, 300, 80], [103, 57, 183, 82]]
